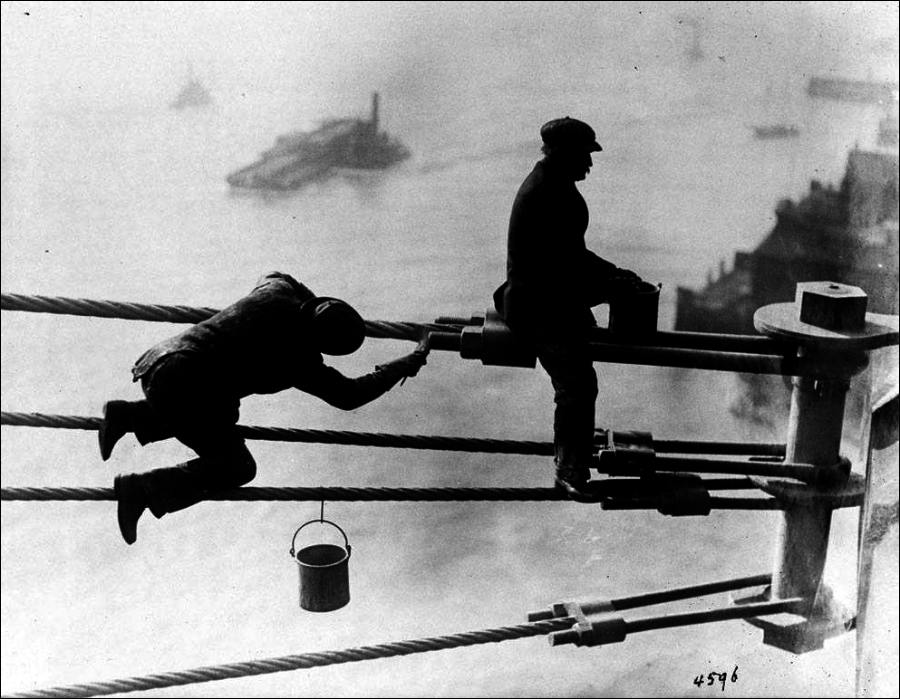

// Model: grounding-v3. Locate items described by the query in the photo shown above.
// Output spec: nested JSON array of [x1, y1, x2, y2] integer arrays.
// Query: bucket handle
[[289, 519, 352, 559]]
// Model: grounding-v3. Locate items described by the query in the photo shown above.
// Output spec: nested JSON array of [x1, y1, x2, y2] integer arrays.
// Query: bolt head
[[796, 282, 868, 332]]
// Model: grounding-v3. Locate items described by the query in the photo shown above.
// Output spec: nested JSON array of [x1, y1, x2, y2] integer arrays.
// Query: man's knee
[[224, 452, 257, 487]]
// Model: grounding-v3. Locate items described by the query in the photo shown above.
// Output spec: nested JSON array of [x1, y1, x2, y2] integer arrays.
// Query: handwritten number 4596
[[693, 666, 738, 691]]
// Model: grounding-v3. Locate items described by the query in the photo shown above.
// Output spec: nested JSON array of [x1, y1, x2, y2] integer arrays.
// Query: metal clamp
[[596, 429, 656, 472], [528, 600, 627, 648], [459, 309, 537, 368], [650, 473, 712, 517], [595, 473, 712, 517]]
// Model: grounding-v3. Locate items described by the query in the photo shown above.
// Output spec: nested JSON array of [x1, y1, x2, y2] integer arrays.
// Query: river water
[[2, 2, 896, 697]]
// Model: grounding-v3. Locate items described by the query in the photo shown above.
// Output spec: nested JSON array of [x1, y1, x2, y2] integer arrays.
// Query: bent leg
[[131, 355, 257, 517], [141, 447, 257, 517], [99, 397, 173, 461], [130, 399, 174, 445]]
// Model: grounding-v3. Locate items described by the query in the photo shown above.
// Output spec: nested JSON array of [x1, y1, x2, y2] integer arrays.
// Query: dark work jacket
[[495, 159, 620, 337], [132, 272, 402, 410]]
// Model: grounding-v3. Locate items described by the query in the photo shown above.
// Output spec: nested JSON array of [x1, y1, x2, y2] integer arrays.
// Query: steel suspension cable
[[1, 486, 567, 501], [1, 412, 786, 458], [0, 412, 555, 456], [0, 618, 574, 698], [0, 486, 783, 509], [0, 293, 456, 343]]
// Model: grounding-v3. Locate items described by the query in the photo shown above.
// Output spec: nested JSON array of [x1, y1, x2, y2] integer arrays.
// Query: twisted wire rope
[[0, 412, 555, 456], [1, 486, 567, 502], [1, 618, 573, 698], [0, 486, 782, 509], [1, 413, 786, 458], [0, 293, 453, 342]]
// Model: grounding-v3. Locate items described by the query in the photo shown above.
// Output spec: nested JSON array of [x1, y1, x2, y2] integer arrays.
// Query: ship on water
[[751, 124, 800, 140], [807, 76, 898, 106], [170, 63, 212, 110], [675, 147, 899, 335], [227, 92, 410, 191]]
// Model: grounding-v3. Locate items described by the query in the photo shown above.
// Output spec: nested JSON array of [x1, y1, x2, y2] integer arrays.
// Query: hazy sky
[[2, 1, 898, 114]]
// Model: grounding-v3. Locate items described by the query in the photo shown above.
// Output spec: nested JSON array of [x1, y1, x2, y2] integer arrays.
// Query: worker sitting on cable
[[494, 117, 644, 502], [99, 271, 430, 545]]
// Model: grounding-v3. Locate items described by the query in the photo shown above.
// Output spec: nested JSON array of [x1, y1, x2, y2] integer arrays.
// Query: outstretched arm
[[295, 342, 429, 411]]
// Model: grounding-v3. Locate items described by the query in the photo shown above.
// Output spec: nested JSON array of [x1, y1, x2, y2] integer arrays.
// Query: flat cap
[[540, 117, 602, 152]]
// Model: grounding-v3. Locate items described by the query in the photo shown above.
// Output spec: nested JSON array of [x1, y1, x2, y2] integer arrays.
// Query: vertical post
[[754, 283, 895, 609], [772, 374, 850, 600], [747, 282, 900, 653]]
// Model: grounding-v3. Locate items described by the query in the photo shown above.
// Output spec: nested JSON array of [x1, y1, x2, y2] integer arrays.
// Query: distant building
[[676, 148, 899, 334]]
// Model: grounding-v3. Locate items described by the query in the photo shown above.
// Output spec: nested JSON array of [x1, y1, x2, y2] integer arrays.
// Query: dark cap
[[302, 297, 366, 356], [540, 117, 602, 152]]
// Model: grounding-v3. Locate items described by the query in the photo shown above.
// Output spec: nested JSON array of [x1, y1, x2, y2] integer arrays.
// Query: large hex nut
[[796, 282, 867, 332]]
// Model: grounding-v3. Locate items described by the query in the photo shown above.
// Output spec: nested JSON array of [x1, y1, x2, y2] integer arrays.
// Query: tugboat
[[675, 148, 899, 335], [751, 124, 800, 140], [807, 76, 898, 106], [227, 92, 410, 191]]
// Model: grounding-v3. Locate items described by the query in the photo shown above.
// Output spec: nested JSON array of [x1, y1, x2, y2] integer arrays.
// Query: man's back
[[132, 272, 321, 396], [506, 159, 590, 293]]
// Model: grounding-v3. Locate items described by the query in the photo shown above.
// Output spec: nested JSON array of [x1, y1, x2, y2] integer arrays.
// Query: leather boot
[[99, 401, 131, 461], [554, 464, 604, 503], [554, 442, 602, 504], [114, 473, 147, 545]]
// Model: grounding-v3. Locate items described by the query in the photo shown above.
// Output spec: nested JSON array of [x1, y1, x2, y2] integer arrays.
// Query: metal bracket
[[528, 599, 628, 648], [459, 309, 537, 368], [732, 585, 856, 654], [597, 473, 712, 517], [596, 429, 656, 472], [749, 457, 865, 510], [648, 473, 712, 517]]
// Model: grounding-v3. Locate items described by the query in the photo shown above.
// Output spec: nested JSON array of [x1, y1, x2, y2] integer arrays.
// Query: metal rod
[[652, 440, 785, 457], [602, 455, 818, 482], [429, 331, 463, 352], [434, 316, 476, 326], [600, 497, 785, 511], [585, 342, 800, 376], [589, 327, 792, 355], [695, 478, 759, 490], [611, 574, 772, 611], [626, 598, 805, 633]]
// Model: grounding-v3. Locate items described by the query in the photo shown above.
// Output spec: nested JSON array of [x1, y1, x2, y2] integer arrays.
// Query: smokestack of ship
[[371, 92, 380, 133]]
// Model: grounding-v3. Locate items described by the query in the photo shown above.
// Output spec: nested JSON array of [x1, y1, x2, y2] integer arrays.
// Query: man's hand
[[377, 350, 428, 385], [413, 331, 432, 359], [606, 269, 645, 301], [399, 331, 432, 384]]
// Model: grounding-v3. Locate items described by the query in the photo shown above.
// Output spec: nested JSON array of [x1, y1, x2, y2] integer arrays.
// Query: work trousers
[[125, 354, 257, 517], [496, 287, 599, 478], [533, 336, 599, 478]]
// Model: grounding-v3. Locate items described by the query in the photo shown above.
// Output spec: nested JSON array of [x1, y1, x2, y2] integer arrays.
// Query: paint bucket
[[609, 281, 661, 336], [289, 519, 351, 612]]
